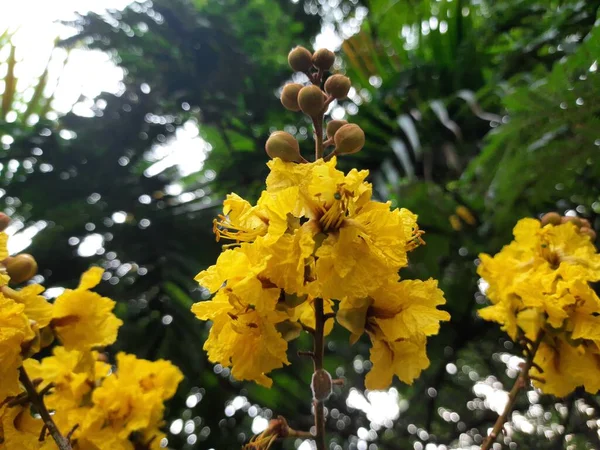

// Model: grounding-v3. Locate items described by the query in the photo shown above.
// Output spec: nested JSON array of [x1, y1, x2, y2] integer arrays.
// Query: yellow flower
[[113, 352, 183, 401], [478, 218, 600, 332], [479, 217, 600, 395], [531, 337, 600, 397], [365, 336, 430, 390], [193, 291, 289, 387], [0, 404, 56, 450], [52, 267, 123, 351], [312, 203, 421, 300], [80, 353, 182, 444], [0, 232, 10, 286], [194, 156, 436, 387], [0, 295, 34, 402], [337, 279, 449, 390], [12, 284, 53, 330]]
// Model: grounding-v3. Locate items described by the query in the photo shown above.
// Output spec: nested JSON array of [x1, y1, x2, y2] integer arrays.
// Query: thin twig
[[66, 424, 79, 441], [301, 324, 315, 334], [38, 424, 48, 442], [18, 366, 72, 450], [481, 331, 545, 450]]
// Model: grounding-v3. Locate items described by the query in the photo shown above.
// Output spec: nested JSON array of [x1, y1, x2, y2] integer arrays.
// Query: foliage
[[0, 0, 599, 448]]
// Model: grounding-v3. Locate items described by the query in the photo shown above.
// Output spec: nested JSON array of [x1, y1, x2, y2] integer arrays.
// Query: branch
[[18, 366, 73, 450], [480, 331, 545, 450], [312, 297, 326, 450]]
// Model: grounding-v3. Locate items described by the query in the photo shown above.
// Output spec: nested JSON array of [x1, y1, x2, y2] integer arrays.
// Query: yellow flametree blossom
[[0, 218, 182, 450], [52, 267, 123, 351], [478, 217, 600, 396], [193, 156, 449, 389], [0, 295, 35, 402]]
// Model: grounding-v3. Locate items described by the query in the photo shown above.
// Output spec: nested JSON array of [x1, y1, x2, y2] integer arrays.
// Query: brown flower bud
[[541, 212, 562, 226], [580, 227, 597, 241], [326, 119, 348, 138], [0, 213, 10, 232], [288, 46, 313, 72], [324, 74, 351, 99], [4, 254, 38, 284], [311, 368, 333, 402], [334, 124, 365, 155], [280, 83, 303, 111], [312, 48, 335, 71], [265, 131, 302, 162], [298, 85, 325, 117], [561, 216, 582, 227]]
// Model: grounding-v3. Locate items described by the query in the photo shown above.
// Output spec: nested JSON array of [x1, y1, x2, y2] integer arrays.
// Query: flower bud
[[541, 212, 562, 226], [311, 368, 333, 402], [4, 254, 38, 284], [326, 119, 348, 138], [280, 83, 303, 111], [288, 46, 313, 72], [0, 213, 10, 232], [312, 48, 335, 71], [561, 216, 582, 227], [334, 124, 365, 155], [265, 131, 302, 162], [298, 85, 325, 117], [324, 74, 351, 99], [580, 227, 597, 241]]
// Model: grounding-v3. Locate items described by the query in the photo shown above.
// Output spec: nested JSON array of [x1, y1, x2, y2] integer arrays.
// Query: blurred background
[[1, 0, 599, 448]]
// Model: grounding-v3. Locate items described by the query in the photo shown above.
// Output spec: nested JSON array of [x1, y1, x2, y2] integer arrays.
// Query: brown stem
[[18, 366, 72, 450], [481, 331, 545, 450], [312, 297, 326, 450], [287, 429, 314, 439], [313, 114, 325, 160]]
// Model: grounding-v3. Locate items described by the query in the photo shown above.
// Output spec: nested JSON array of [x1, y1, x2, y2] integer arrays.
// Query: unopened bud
[[280, 83, 303, 112], [561, 216, 582, 227], [265, 131, 302, 162], [288, 46, 313, 72], [312, 48, 335, 71], [334, 124, 365, 155], [541, 212, 562, 226], [326, 120, 348, 138], [580, 227, 597, 241], [580, 218, 592, 228], [324, 74, 351, 99], [4, 254, 38, 284], [298, 85, 325, 117], [311, 369, 333, 402], [0, 213, 10, 232]]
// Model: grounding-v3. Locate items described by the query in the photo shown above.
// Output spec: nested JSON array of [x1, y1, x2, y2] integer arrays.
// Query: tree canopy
[[1, 0, 599, 448]]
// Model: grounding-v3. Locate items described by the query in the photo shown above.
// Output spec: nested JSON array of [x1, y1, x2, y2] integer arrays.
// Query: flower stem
[[313, 114, 324, 160], [18, 366, 72, 450], [313, 297, 326, 450], [481, 331, 545, 450]]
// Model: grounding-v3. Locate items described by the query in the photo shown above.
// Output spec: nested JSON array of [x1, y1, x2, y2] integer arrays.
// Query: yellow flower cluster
[[478, 218, 600, 396], [192, 157, 450, 389], [0, 232, 182, 449]]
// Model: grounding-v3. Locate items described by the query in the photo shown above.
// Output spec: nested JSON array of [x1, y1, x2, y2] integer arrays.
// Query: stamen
[[319, 191, 347, 231], [213, 215, 267, 243], [406, 228, 426, 251]]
